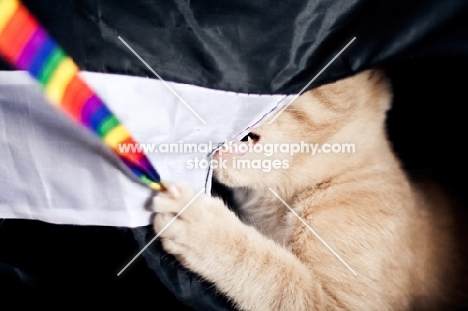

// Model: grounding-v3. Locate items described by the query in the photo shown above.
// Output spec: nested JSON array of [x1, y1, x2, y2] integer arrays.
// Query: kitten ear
[[368, 69, 392, 112], [345, 69, 392, 113], [344, 69, 389, 88], [366, 69, 391, 89]]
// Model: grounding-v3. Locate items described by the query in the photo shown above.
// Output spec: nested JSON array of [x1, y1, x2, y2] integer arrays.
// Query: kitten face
[[213, 69, 391, 188]]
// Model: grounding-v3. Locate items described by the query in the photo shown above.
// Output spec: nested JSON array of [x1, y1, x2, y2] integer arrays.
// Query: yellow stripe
[[0, 0, 19, 35], [103, 124, 131, 148], [44, 57, 78, 104], [149, 182, 162, 191]]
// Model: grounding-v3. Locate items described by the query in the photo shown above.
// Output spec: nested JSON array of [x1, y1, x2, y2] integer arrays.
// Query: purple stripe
[[81, 95, 103, 127], [138, 156, 160, 181], [16, 27, 47, 71]]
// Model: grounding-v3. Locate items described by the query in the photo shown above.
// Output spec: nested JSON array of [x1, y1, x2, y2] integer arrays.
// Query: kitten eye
[[240, 132, 260, 143]]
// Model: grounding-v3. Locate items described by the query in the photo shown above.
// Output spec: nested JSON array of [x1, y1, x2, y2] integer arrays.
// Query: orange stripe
[[62, 75, 93, 119], [0, 4, 38, 62], [0, 0, 20, 35]]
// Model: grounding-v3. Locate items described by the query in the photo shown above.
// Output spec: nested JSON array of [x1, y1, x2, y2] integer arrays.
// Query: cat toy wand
[[0, 0, 165, 192]]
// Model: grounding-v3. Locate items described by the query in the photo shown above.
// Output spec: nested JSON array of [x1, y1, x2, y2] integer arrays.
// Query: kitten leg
[[153, 182, 326, 311]]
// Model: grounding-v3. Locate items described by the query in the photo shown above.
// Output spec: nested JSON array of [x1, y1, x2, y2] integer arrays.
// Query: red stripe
[[113, 137, 145, 163], [62, 75, 94, 120], [0, 5, 38, 62]]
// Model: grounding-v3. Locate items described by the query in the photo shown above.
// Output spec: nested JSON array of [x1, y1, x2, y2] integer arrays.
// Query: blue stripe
[[28, 37, 56, 78], [89, 105, 113, 133]]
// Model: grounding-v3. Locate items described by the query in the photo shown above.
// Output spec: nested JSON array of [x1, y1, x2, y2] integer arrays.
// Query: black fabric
[[1, 1, 468, 310], [0, 0, 467, 94], [0, 219, 235, 310]]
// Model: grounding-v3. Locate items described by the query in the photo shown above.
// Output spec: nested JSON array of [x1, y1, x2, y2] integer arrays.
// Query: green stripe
[[140, 175, 152, 185], [38, 48, 65, 86], [97, 115, 120, 137]]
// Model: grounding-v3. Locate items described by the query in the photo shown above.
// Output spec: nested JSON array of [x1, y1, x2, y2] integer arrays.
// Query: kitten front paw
[[152, 182, 238, 267]]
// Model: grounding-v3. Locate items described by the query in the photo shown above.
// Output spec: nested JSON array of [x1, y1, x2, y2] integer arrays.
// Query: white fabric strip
[[0, 71, 290, 227]]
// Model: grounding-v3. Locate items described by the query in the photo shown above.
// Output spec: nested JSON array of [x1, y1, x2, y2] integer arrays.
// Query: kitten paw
[[152, 182, 238, 266]]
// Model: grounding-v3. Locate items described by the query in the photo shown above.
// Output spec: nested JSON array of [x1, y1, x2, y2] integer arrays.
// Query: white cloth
[[0, 71, 290, 227]]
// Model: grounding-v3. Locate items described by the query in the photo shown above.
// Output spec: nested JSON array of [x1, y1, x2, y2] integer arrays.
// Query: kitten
[[153, 70, 464, 310]]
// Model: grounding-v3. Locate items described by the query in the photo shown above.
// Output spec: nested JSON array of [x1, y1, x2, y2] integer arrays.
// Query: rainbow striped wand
[[0, 0, 163, 191]]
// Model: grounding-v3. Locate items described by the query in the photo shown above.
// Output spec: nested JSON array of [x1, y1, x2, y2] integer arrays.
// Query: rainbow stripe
[[0, 0, 163, 191]]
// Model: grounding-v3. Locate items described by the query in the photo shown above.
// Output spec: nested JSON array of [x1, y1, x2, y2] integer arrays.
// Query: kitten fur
[[153, 70, 465, 310]]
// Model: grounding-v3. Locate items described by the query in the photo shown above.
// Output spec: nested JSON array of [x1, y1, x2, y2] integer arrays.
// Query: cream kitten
[[152, 70, 463, 310]]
